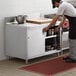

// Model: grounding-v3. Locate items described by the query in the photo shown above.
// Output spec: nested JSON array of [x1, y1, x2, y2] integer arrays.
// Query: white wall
[[4, 0, 53, 16], [0, 0, 57, 60]]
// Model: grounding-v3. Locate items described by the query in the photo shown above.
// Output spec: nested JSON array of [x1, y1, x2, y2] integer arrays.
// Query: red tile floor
[[20, 56, 76, 76]]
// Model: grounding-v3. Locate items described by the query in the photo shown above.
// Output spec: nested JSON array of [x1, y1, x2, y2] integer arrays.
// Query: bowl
[[16, 15, 27, 24]]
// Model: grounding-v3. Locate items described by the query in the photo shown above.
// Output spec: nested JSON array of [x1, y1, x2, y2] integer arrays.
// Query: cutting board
[[26, 18, 52, 24]]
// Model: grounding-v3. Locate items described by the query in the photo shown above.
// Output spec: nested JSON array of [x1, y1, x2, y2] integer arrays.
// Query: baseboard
[[0, 56, 7, 60]]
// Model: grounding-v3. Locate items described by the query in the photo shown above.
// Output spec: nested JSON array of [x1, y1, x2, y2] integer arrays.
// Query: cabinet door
[[27, 26, 45, 59], [62, 32, 69, 49]]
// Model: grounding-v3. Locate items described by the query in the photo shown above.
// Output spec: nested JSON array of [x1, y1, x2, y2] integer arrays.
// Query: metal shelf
[[45, 35, 57, 39]]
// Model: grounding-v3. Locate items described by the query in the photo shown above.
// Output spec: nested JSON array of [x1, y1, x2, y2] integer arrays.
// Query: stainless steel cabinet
[[5, 23, 69, 63]]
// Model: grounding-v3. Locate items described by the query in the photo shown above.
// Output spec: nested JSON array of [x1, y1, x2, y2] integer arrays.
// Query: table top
[[26, 18, 52, 24]]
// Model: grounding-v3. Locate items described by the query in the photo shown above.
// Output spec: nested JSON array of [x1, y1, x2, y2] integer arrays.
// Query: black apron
[[65, 15, 76, 39]]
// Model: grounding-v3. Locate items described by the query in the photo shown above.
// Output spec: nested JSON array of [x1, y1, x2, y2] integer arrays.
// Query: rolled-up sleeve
[[57, 4, 66, 16]]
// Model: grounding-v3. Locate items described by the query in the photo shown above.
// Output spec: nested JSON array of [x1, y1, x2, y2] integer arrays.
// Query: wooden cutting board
[[26, 18, 52, 24]]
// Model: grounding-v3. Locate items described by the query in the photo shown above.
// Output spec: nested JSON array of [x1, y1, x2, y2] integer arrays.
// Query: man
[[43, 0, 76, 62]]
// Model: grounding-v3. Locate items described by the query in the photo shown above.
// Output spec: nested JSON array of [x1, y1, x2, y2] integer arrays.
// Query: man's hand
[[54, 27, 60, 33], [43, 15, 60, 32], [43, 26, 49, 32]]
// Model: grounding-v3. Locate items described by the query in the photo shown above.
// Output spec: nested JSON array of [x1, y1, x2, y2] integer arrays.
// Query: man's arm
[[43, 14, 60, 32], [54, 16, 66, 32], [58, 16, 66, 28]]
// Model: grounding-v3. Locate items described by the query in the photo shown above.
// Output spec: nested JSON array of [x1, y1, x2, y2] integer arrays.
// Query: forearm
[[57, 16, 66, 29], [47, 15, 59, 28]]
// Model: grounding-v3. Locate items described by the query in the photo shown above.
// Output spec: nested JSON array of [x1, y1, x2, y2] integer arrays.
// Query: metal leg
[[25, 59, 28, 64], [55, 36, 57, 50], [57, 52, 60, 56], [61, 50, 63, 55], [60, 27, 63, 55], [7, 56, 12, 60]]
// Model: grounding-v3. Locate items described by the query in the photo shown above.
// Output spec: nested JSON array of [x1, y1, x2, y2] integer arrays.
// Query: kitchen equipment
[[9, 17, 15, 22], [16, 15, 27, 24]]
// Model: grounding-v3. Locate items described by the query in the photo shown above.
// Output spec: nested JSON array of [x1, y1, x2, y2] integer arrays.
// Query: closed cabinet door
[[27, 26, 45, 59]]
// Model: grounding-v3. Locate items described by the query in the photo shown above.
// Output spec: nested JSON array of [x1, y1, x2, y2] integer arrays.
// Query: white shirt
[[57, 1, 76, 17], [66, 0, 76, 7]]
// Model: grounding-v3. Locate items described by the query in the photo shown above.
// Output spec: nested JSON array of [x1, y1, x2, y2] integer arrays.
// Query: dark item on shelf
[[46, 26, 58, 36], [45, 38, 56, 51], [16, 15, 27, 24]]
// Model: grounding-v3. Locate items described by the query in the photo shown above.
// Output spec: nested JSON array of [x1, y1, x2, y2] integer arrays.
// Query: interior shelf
[[45, 49, 61, 55], [45, 35, 57, 39]]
